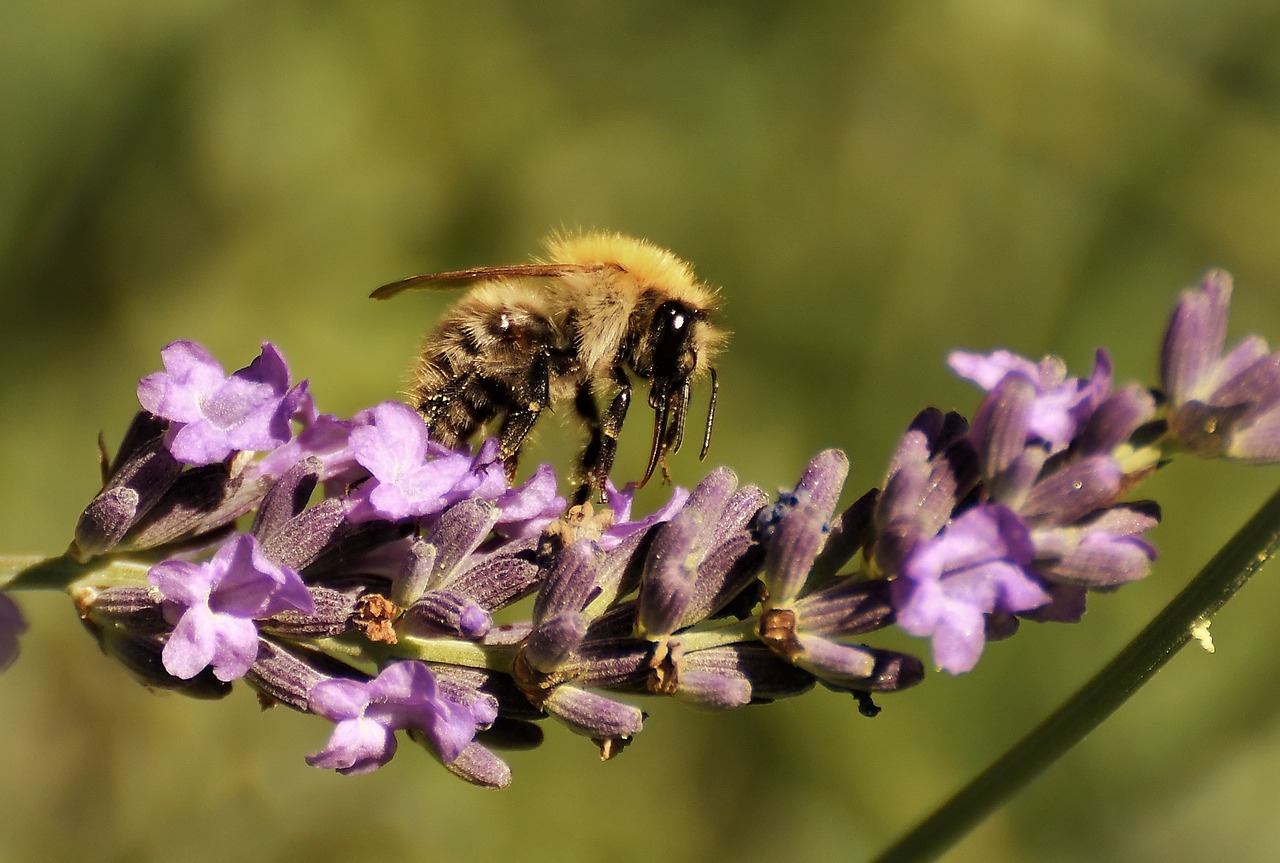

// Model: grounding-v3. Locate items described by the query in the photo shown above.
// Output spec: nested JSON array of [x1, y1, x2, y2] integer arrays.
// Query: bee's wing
[[370, 263, 598, 300]]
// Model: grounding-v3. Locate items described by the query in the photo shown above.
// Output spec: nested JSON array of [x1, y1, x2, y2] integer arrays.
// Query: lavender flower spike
[[148, 533, 314, 681], [1160, 270, 1280, 462], [0, 594, 26, 672], [307, 661, 481, 774], [138, 341, 310, 466]]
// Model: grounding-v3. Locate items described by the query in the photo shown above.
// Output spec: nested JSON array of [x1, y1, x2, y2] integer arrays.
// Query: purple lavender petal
[[494, 464, 567, 538], [164, 605, 261, 682], [346, 402, 476, 521], [306, 678, 398, 774], [307, 661, 479, 772], [893, 505, 1051, 674], [1228, 408, 1280, 462], [149, 534, 313, 681], [1020, 455, 1123, 525], [599, 481, 690, 551], [137, 341, 226, 424], [951, 348, 1112, 451], [140, 342, 305, 466], [247, 413, 360, 487], [0, 594, 27, 673], [1160, 270, 1232, 404], [949, 349, 1048, 392], [305, 711, 397, 775]]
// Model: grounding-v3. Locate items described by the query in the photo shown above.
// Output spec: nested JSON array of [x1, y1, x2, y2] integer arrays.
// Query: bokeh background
[[4, 2, 1280, 861]]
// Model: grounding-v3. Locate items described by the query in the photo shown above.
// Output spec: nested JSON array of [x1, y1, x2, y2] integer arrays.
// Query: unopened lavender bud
[[791, 577, 895, 637], [447, 550, 542, 612], [121, 465, 266, 552], [430, 499, 500, 577], [427, 738, 512, 789], [405, 589, 493, 639], [391, 540, 436, 608], [542, 685, 644, 750], [533, 541, 604, 624], [522, 611, 589, 673], [258, 498, 346, 571], [760, 497, 829, 608], [260, 579, 377, 639], [562, 638, 650, 689], [1021, 455, 1122, 524], [637, 512, 699, 639], [74, 585, 166, 633], [1078, 385, 1158, 455], [974, 375, 1034, 481], [673, 644, 815, 710], [860, 649, 926, 692], [252, 457, 321, 541], [791, 449, 850, 517], [73, 434, 183, 560], [245, 637, 366, 712], [788, 633, 877, 685]]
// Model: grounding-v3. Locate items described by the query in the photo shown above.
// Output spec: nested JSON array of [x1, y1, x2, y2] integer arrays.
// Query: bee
[[372, 232, 726, 502]]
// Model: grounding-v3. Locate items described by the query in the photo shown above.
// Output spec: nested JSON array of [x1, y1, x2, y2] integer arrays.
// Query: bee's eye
[[652, 301, 696, 380]]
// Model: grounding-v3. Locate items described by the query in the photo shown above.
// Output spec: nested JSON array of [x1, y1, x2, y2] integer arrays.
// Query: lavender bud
[[541, 685, 644, 752], [245, 638, 367, 712]]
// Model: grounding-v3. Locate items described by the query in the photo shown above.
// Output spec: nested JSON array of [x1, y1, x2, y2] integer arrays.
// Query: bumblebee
[[372, 232, 725, 501]]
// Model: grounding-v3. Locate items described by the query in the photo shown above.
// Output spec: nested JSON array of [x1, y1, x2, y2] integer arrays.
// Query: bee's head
[[631, 296, 725, 487]]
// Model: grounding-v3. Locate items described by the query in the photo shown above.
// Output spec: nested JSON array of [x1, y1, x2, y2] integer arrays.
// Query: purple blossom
[[493, 463, 568, 539], [138, 341, 310, 466], [893, 504, 1051, 674], [306, 661, 481, 774], [344, 402, 566, 530], [598, 481, 690, 551], [246, 412, 363, 489], [344, 401, 485, 522], [0, 594, 26, 673], [148, 533, 314, 681], [1160, 270, 1280, 462], [951, 348, 1112, 453]]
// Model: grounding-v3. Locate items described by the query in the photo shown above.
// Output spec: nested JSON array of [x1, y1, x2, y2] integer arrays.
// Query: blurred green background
[[4, 2, 1280, 861]]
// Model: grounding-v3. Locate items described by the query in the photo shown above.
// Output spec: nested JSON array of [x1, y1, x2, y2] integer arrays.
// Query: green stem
[[0, 554, 85, 591], [872, 482, 1280, 863]]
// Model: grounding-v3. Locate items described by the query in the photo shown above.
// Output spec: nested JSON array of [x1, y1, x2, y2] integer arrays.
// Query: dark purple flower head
[[0, 594, 26, 673], [138, 341, 310, 466], [148, 533, 314, 681], [306, 661, 482, 774], [893, 504, 1051, 674], [952, 348, 1112, 454], [1160, 270, 1280, 463]]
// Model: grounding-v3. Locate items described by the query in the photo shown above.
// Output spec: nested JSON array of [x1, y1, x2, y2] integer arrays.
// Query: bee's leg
[[417, 373, 478, 448], [574, 368, 631, 504], [497, 351, 552, 483]]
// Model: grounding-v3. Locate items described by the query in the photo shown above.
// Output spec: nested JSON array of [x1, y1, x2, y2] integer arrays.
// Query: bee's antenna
[[700, 367, 718, 460]]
